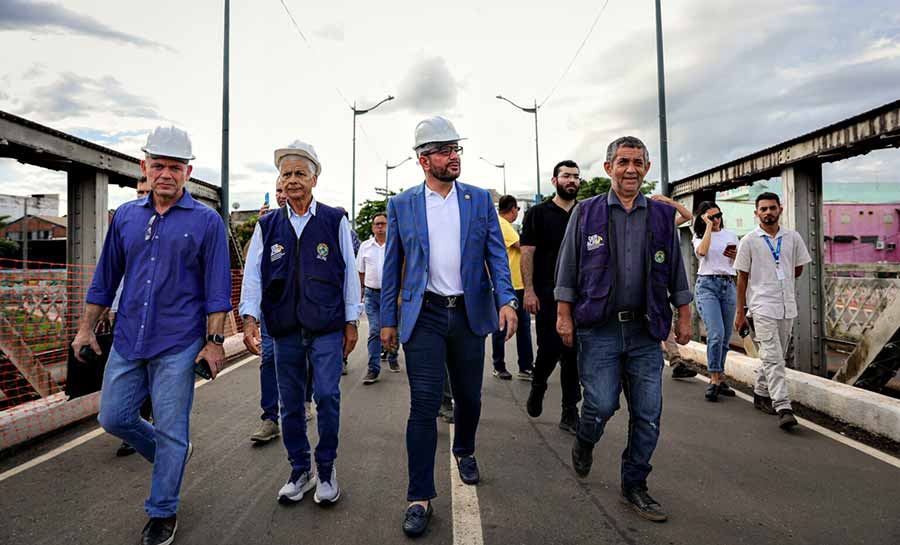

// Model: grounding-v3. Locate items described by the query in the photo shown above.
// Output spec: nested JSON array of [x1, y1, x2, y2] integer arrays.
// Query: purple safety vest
[[574, 195, 676, 341]]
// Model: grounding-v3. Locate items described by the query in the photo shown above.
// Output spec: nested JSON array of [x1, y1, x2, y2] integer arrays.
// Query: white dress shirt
[[425, 182, 463, 296], [356, 237, 386, 289], [239, 198, 363, 322], [733, 226, 811, 320]]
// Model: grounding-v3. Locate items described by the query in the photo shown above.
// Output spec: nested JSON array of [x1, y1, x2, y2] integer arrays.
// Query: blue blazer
[[381, 181, 517, 344]]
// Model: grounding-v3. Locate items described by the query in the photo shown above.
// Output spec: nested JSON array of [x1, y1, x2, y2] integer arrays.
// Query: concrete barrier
[[680, 341, 900, 443]]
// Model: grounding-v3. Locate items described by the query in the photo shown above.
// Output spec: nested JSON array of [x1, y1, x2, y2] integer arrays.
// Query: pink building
[[824, 204, 900, 264]]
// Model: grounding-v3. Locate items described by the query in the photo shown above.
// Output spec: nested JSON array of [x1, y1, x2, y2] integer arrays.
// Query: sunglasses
[[708, 213, 723, 221]]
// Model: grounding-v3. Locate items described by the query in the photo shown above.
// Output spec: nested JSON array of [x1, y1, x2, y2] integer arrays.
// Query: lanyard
[[763, 235, 782, 264]]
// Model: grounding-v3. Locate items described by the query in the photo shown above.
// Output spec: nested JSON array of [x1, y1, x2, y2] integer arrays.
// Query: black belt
[[701, 274, 736, 282], [365, 287, 381, 292], [616, 310, 638, 322], [424, 291, 464, 308]]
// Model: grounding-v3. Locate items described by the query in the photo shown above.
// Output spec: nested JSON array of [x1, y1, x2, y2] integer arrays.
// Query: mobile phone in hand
[[194, 358, 212, 380], [724, 243, 737, 257], [79, 345, 100, 362]]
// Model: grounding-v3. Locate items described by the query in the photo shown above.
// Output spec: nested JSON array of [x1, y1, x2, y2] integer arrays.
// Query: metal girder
[[671, 99, 900, 197], [833, 293, 900, 388], [0, 109, 221, 209]]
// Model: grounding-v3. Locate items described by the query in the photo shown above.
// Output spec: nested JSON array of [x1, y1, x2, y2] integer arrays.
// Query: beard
[[760, 214, 779, 224], [432, 161, 460, 183], [556, 183, 578, 201]]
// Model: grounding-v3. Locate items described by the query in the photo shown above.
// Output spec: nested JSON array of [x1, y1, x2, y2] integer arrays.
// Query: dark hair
[[372, 212, 387, 222], [755, 192, 780, 208], [498, 195, 518, 213], [137, 175, 148, 184], [553, 160, 579, 178], [692, 201, 723, 238]]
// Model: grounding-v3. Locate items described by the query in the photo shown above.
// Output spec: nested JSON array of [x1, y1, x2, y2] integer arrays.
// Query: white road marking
[[449, 424, 485, 545], [692, 372, 900, 470], [0, 354, 258, 484]]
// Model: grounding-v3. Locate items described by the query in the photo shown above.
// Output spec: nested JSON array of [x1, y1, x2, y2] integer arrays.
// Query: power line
[[539, 0, 612, 108]]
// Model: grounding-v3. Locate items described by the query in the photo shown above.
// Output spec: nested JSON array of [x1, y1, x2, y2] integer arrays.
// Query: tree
[[576, 176, 657, 200], [355, 190, 397, 241], [232, 215, 258, 259], [0, 215, 10, 229], [0, 238, 19, 258]]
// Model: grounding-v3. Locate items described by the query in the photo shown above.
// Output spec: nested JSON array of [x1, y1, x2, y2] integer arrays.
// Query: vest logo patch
[[586, 234, 604, 251], [270, 243, 285, 262], [316, 243, 329, 261], [654, 250, 666, 263]]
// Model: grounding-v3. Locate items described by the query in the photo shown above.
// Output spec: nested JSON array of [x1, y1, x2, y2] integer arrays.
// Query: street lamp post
[[479, 156, 507, 195], [385, 156, 412, 195], [497, 95, 540, 202], [654, 0, 671, 196], [351, 95, 394, 226], [220, 0, 230, 226]]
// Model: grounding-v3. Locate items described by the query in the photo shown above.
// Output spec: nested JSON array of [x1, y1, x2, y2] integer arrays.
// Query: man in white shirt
[[357, 212, 398, 383], [734, 192, 811, 430]]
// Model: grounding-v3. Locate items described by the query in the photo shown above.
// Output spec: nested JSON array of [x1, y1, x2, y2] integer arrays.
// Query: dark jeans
[[403, 299, 485, 501], [272, 329, 343, 475], [533, 296, 581, 409], [491, 289, 534, 373], [365, 287, 397, 373], [260, 318, 279, 423], [576, 319, 663, 490]]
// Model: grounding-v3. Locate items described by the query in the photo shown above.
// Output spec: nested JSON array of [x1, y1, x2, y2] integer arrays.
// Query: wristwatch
[[505, 299, 519, 310], [206, 334, 225, 345], [346, 320, 360, 327]]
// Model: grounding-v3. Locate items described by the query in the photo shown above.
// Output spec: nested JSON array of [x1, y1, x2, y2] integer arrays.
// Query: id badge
[[775, 263, 785, 280]]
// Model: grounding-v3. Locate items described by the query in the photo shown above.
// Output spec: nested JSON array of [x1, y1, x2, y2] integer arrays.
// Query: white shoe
[[313, 467, 341, 505], [277, 470, 317, 504], [305, 402, 314, 421]]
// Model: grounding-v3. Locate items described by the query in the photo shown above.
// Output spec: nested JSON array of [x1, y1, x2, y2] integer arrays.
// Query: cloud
[[0, 0, 172, 50], [393, 56, 460, 115], [313, 23, 344, 41], [245, 161, 277, 174], [66, 127, 148, 145], [16, 72, 160, 121]]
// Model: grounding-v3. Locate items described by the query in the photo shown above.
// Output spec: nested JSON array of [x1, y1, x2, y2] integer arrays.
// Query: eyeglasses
[[373, 221, 388, 226], [709, 213, 723, 220], [425, 145, 464, 157]]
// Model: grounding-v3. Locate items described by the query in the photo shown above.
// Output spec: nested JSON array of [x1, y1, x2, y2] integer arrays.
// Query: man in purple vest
[[555, 136, 692, 523]]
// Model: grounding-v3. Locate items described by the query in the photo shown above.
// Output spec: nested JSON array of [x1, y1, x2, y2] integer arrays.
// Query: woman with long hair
[[693, 201, 740, 401]]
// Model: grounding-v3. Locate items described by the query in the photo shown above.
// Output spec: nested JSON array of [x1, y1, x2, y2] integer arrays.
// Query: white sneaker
[[305, 402, 314, 421], [313, 467, 341, 505], [277, 470, 317, 504]]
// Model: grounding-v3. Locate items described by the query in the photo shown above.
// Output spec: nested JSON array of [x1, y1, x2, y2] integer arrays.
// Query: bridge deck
[[2, 333, 899, 545]]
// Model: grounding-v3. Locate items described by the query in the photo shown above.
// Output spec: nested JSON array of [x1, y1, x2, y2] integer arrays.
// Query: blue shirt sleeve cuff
[[345, 302, 363, 322], [86, 290, 115, 308], [205, 301, 233, 314], [554, 287, 577, 303], [670, 290, 693, 307]]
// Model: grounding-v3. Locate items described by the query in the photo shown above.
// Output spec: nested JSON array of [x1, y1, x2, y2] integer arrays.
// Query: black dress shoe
[[717, 381, 736, 396], [141, 515, 177, 545], [526, 382, 547, 417], [558, 406, 579, 435], [403, 503, 433, 538], [455, 455, 480, 485], [621, 487, 668, 522], [571, 437, 593, 477], [671, 362, 697, 379], [704, 383, 718, 402], [116, 441, 137, 457], [753, 393, 777, 415], [778, 409, 798, 429]]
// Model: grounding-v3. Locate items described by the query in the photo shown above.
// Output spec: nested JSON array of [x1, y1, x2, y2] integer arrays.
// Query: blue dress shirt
[[86, 190, 233, 359], [239, 198, 363, 323]]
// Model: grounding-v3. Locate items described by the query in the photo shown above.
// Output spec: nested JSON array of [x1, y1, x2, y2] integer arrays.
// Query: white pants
[[753, 315, 794, 412]]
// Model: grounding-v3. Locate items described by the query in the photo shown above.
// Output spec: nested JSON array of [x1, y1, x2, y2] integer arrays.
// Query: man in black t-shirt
[[520, 160, 583, 433]]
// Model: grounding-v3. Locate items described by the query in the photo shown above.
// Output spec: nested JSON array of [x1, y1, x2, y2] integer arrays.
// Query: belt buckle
[[446, 296, 458, 308], [617, 310, 633, 322]]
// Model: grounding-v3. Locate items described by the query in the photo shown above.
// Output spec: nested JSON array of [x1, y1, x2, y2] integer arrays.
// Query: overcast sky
[[0, 0, 898, 215]]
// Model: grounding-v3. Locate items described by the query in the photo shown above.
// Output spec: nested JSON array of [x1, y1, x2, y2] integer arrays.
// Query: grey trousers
[[752, 315, 794, 412]]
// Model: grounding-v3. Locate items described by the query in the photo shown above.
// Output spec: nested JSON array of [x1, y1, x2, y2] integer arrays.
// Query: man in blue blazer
[[381, 116, 519, 538]]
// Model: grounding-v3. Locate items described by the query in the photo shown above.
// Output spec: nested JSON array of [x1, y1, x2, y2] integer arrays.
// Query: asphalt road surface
[[3, 323, 900, 545]]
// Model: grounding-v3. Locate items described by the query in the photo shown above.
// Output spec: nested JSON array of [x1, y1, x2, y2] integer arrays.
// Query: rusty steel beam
[[0, 110, 220, 209], [672, 100, 900, 197]]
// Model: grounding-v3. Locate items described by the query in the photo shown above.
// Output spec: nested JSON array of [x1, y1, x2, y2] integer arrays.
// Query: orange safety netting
[[0, 258, 245, 448]]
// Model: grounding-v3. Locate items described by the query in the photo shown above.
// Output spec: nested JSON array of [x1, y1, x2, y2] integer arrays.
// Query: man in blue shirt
[[72, 126, 232, 545], [240, 140, 362, 507]]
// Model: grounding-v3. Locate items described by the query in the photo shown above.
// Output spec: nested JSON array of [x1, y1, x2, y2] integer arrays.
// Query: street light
[[479, 156, 507, 195], [654, 0, 671, 196], [496, 95, 540, 203], [351, 95, 395, 226], [385, 156, 413, 195]]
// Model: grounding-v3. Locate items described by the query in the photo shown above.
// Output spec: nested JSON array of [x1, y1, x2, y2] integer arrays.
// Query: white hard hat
[[274, 140, 321, 175], [413, 116, 466, 151], [141, 126, 195, 161]]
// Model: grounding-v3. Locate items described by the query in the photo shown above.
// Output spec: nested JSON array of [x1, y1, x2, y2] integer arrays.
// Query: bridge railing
[[825, 263, 900, 345]]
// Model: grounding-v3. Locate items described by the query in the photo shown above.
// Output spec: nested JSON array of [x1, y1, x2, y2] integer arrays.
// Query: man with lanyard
[[490, 195, 534, 381], [73, 126, 232, 545], [357, 212, 399, 384], [248, 177, 289, 444], [240, 140, 361, 506], [381, 116, 518, 537], [555, 136, 692, 522], [521, 160, 583, 434], [734, 192, 810, 430]]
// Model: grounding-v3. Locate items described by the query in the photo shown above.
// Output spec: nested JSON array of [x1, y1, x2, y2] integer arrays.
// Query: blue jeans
[[365, 287, 396, 373], [260, 317, 279, 423], [576, 321, 663, 490], [490, 289, 534, 373], [403, 300, 485, 501], [273, 329, 343, 475], [98, 337, 203, 518], [695, 276, 737, 374]]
